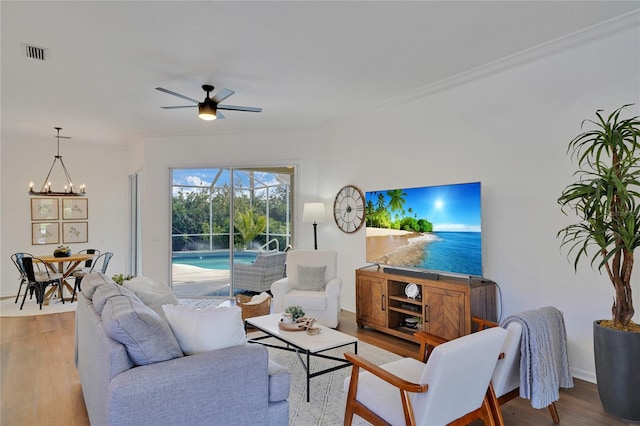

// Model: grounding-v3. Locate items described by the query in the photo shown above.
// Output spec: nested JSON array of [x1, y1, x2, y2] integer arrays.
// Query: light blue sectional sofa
[[75, 272, 290, 426]]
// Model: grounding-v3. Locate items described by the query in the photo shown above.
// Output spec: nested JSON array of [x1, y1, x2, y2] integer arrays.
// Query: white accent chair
[[271, 250, 342, 328], [343, 327, 507, 426], [473, 317, 561, 423]]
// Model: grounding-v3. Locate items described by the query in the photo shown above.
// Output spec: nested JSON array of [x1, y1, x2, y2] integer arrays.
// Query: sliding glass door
[[171, 166, 294, 297]]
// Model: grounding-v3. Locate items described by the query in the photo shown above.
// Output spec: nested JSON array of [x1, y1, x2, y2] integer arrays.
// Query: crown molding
[[367, 10, 640, 113]]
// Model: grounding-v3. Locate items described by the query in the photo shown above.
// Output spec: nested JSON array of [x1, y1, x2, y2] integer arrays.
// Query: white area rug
[[0, 295, 76, 317], [249, 333, 402, 425]]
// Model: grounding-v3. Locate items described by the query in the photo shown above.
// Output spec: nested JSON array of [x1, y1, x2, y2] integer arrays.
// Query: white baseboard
[[571, 367, 596, 384]]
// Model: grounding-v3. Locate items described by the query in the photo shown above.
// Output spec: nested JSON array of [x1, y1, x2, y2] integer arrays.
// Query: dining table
[[34, 253, 94, 304]]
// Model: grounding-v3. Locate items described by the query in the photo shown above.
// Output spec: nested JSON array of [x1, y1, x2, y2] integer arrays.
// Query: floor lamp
[[303, 202, 326, 250]]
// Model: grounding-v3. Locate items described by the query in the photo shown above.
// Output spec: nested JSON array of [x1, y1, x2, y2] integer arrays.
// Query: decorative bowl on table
[[53, 245, 71, 257]]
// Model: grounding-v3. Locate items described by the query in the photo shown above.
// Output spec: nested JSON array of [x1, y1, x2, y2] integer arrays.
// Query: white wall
[[1, 135, 130, 296], [136, 127, 323, 286], [313, 27, 640, 382]]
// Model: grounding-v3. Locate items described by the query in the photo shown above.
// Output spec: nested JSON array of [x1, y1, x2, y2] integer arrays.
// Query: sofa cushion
[[268, 359, 291, 403], [162, 305, 246, 355], [82, 272, 115, 299], [102, 295, 183, 366], [283, 289, 328, 310], [123, 276, 179, 318], [293, 265, 327, 291], [92, 282, 140, 315]]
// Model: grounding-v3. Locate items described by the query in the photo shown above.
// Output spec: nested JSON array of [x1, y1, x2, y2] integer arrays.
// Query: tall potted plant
[[557, 105, 640, 421]]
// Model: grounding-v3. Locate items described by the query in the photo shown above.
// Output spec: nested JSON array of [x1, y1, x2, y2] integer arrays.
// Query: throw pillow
[[81, 272, 115, 299], [123, 276, 179, 317], [162, 305, 246, 355], [102, 295, 183, 366], [293, 265, 327, 291], [92, 282, 140, 315]]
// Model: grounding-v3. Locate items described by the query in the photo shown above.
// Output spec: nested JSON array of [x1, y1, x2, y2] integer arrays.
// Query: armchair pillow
[[162, 305, 247, 355], [102, 295, 184, 366], [293, 265, 327, 291]]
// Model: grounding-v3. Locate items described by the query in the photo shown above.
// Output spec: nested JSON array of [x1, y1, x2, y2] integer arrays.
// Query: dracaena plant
[[558, 105, 640, 328]]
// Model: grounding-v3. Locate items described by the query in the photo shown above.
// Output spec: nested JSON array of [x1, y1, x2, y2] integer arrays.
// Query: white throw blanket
[[500, 306, 574, 408]]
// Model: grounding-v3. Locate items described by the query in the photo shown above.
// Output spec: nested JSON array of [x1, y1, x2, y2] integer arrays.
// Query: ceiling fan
[[155, 84, 262, 121]]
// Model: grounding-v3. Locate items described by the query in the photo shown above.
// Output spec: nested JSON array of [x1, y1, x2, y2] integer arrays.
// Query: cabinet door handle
[[424, 304, 429, 322], [381, 295, 385, 311]]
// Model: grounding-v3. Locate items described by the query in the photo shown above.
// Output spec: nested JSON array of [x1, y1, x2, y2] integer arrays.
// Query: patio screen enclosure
[[171, 166, 294, 297]]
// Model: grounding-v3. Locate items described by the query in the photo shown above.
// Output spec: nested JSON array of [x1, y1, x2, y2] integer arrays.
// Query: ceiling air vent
[[22, 43, 47, 61]]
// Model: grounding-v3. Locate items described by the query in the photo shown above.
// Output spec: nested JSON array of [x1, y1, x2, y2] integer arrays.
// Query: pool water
[[172, 252, 257, 270]]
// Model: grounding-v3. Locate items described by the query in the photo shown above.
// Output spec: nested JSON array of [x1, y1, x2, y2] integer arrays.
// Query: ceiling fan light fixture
[[198, 102, 217, 121]]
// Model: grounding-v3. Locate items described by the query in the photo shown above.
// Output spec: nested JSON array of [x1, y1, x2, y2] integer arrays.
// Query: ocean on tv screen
[[365, 181, 482, 277]]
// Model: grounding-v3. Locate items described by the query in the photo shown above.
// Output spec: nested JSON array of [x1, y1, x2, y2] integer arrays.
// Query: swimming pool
[[172, 251, 257, 270]]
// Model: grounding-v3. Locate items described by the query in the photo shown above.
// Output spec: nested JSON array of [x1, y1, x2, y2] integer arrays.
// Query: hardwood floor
[[0, 309, 635, 425]]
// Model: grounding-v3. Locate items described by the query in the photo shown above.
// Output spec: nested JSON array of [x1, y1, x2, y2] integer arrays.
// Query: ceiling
[[2, 1, 639, 146]]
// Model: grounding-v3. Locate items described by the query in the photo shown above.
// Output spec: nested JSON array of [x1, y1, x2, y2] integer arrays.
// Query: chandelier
[[29, 127, 86, 196]]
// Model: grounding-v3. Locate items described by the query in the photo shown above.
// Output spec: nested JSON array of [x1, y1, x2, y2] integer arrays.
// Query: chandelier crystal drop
[[28, 127, 86, 196]]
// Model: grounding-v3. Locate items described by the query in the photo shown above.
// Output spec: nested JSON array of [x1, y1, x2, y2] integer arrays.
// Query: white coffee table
[[246, 313, 358, 402]]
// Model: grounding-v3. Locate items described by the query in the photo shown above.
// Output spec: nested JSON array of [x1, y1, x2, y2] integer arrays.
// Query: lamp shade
[[303, 202, 326, 223], [198, 103, 217, 121]]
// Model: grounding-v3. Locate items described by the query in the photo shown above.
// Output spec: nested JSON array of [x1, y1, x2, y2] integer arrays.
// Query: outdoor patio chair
[[233, 251, 286, 293]]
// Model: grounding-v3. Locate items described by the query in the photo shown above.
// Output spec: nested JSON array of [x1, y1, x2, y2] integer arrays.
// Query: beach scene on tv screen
[[366, 182, 482, 276]]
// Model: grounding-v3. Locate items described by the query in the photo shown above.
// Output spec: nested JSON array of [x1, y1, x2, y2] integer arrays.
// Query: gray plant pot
[[593, 320, 640, 421]]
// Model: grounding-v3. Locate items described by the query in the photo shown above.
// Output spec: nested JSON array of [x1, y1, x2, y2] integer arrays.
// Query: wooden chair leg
[[344, 364, 360, 425], [548, 402, 560, 423], [486, 384, 504, 426]]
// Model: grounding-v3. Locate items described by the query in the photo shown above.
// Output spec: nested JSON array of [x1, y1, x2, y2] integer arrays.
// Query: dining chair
[[11, 252, 34, 303], [71, 252, 113, 302], [70, 249, 101, 300], [343, 327, 507, 426], [75, 249, 101, 273], [20, 256, 65, 310]]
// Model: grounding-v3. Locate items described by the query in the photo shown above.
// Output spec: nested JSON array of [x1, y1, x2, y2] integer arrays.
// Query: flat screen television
[[365, 181, 482, 277]]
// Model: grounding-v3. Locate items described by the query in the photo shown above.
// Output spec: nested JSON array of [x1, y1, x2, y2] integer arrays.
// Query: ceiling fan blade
[[212, 89, 235, 104], [155, 87, 200, 104], [217, 104, 262, 113], [161, 105, 198, 109], [216, 111, 226, 120]]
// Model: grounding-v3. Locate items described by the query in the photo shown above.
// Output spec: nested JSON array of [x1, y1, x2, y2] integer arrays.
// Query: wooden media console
[[355, 266, 497, 341]]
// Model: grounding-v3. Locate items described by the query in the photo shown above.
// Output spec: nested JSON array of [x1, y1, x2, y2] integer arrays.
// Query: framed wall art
[[62, 198, 88, 220], [32, 222, 60, 245], [62, 222, 88, 244], [31, 198, 59, 221]]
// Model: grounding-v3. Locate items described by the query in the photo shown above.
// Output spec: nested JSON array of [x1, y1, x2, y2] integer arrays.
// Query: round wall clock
[[333, 185, 365, 234]]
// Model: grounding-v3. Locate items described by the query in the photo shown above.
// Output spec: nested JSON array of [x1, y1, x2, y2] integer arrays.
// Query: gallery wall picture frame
[[62, 222, 88, 244], [31, 198, 59, 221], [32, 222, 60, 245], [62, 198, 88, 220]]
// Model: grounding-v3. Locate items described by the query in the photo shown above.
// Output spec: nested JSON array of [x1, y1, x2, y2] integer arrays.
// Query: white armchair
[[343, 327, 508, 426], [271, 250, 342, 328]]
